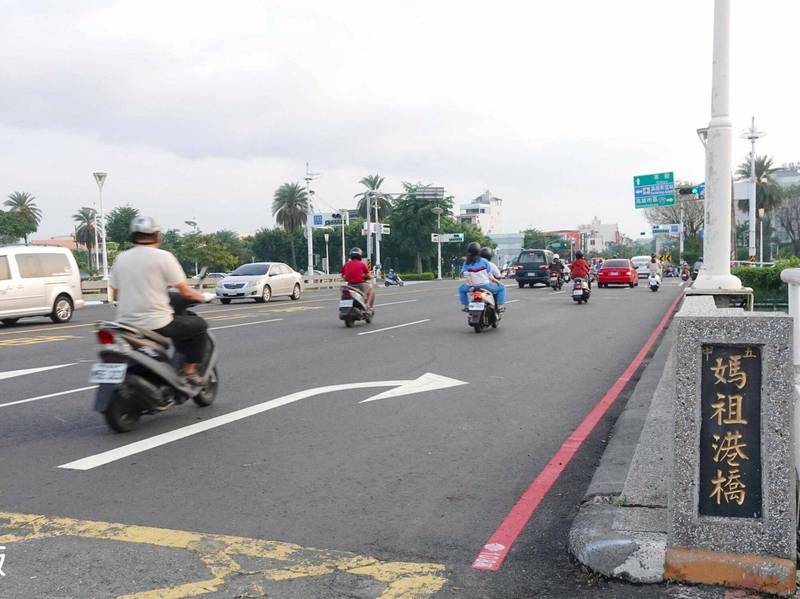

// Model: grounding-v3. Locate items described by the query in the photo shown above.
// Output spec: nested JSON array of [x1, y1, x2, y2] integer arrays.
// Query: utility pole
[[679, 200, 684, 264], [694, 0, 741, 292], [93, 172, 109, 280], [741, 117, 765, 262], [432, 207, 443, 280], [340, 209, 348, 267], [365, 192, 372, 265], [373, 197, 381, 270], [304, 163, 320, 276]]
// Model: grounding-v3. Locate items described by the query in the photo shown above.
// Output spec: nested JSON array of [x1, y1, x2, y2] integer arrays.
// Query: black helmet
[[467, 241, 481, 256], [480, 246, 493, 260], [349, 247, 363, 259], [575, 250, 584, 259]]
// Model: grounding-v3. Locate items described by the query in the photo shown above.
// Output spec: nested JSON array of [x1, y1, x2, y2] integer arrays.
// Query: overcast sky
[[1, 1, 797, 239]]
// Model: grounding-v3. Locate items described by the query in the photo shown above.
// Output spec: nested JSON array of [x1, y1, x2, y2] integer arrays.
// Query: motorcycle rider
[[109, 216, 210, 386], [550, 254, 565, 283], [480, 246, 503, 280], [386, 268, 402, 285], [570, 250, 591, 288], [648, 255, 662, 283], [460, 242, 505, 312], [341, 247, 374, 309]]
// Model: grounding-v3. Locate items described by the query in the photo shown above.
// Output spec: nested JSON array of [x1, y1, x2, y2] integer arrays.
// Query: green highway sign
[[634, 172, 675, 209]]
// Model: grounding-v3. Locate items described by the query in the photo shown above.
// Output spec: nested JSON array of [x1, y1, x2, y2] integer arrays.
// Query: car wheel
[[50, 294, 73, 323], [256, 285, 271, 303], [518, 281, 525, 288], [290, 283, 301, 300], [1, 318, 19, 326], [220, 298, 231, 305]]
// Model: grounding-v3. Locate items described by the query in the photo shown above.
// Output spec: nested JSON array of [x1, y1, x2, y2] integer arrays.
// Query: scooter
[[339, 284, 373, 327], [384, 274, 404, 287], [549, 271, 563, 291], [90, 280, 218, 433], [680, 269, 690, 282], [466, 287, 501, 333], [572, 278, 591, 304], [649, 272, 662, 292]]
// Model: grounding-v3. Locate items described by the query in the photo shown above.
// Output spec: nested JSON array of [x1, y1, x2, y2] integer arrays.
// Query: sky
[[1, 0, 798, 240]]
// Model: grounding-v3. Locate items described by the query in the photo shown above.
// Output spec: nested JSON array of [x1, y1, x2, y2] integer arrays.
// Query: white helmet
[[129, 216, 161, 235], [553, 253, 560, 259]]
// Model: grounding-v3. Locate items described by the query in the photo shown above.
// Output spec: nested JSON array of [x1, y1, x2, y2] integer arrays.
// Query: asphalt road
[[0, 278, 705, 598]]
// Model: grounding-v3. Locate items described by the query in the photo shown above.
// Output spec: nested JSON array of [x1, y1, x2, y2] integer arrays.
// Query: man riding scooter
[[570, 251, 591, 288], [341, 247, 375, 310], [385, 269, 404, 286], [459, 242, 505, 312]]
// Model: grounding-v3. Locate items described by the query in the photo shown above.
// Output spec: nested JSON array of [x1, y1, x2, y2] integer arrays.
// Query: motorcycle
[[339, 284, 373, 327], [466, 287, 501, 333], [384, 274, 404, 287], [680, 269, 690, 282], [549, 271, 563, 291], [649, 272, 662, 292], [572, 278, 591, 304], [90, 275, 218, 433]]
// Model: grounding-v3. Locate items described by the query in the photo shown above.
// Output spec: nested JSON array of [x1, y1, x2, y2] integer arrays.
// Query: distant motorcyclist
[[386, 269, 402, 284], [460, 242, 505, 312], [570, 251, 592, 288], [341, 247, 374, 309], [550, 254, 565, 281]]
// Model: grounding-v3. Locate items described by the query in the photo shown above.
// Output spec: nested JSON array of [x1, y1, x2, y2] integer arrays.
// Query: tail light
[[341, 289, 351, 298], [97, 329, 115, 345], [473, 292, 483, 301]]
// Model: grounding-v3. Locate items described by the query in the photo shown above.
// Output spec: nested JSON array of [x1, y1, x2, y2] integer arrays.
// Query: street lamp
[[758, 207, 765, 264], [304, 163, 320, 276], [741, 117, 765, 261], [185, 219, 200, 275], [92, 172, 109, 280], [431, 207, 444, 280], [324, 232, 330, 274]]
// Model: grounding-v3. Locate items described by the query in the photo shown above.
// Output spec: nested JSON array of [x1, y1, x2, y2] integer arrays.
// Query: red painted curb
[[471, 288, 685, 571]]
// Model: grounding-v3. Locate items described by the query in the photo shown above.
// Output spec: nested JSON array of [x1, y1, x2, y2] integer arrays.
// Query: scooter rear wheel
[[194, 367, 219, 407], [105, 390, 141, 433], [344, 317, 354, 328]]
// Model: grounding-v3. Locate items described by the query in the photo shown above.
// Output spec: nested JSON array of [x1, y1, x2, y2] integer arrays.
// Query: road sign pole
[[694, 0, 741, 292], [437, 215, 442, 281], [679, 201, 684, 263]]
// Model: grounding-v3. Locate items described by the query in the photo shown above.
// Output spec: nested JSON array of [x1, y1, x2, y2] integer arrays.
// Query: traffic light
[[678, 187, 694, 196]]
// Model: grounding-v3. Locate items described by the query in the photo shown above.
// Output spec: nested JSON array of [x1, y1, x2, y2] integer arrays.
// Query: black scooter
[[90, 272, 218, 432], [339, 284, 373, 327]]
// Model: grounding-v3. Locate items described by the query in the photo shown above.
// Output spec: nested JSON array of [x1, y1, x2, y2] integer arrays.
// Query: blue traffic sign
[[634, 172, 676, 208]]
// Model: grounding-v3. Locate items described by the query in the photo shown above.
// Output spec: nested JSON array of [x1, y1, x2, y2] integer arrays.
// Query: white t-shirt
[[109, 245, 186, 330]]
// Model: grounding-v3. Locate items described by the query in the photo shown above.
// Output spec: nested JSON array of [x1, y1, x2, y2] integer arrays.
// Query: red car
[[597, 259, 638, 288]]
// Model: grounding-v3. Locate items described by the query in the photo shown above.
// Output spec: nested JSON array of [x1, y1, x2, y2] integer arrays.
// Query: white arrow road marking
[[359, 373, 467, 403], [0, 362, 80, 381], [59, 372, 468, 471]]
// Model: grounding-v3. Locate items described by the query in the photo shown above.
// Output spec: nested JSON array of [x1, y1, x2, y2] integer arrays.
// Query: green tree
[[522, 228, 546, 249], [354, 174, 392, 221], [250, 227, 300, 265], [0, 210, 35, 245], [735, 155, 783, 215], [4, 191, 41, 244], [72, 207, 98, 272], [105, 205, 140, 245], [272, 182, 308, 270], [177, 233, 238, 274]]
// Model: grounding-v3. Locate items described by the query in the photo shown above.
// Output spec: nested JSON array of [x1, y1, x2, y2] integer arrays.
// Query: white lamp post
[[185, 219, 199, 275], [324, 232, 330, 274], [431, 207, 443, 280], [758, 207, 765, 264], [741, 117, 765, 261], [305, 163, 320, 276], [92, 172, 109, 280], [694, 0, 742, 292]]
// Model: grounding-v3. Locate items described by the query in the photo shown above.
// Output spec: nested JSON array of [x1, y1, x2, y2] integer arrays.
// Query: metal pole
[[341, 210, 347, 268], [324, 233, 330, 274], [760, 214, 764, 264], [305, 163, 315, 276], [93, 214, 99, 272], [437, 214, 442, 280], [93, 173, 109, 281], [365, 193, 372, 265], [741, 117, 764, 261], [374, 200, 381, 270], [694, 0, 741, 291], [679, 200, 684, 264]]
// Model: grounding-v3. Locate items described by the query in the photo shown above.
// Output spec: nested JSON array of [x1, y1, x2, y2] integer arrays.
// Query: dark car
[[511, 249, 554, 288]]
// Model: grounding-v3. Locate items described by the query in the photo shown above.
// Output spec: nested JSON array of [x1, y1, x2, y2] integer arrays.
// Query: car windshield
[[517, 252, 545, 265], [603, 260, 629, 268], [231, 264, 270, 276]]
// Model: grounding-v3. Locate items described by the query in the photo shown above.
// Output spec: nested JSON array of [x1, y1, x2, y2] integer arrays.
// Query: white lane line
[[0, 385, 98, 409], [357, 319, 430, 336], [0, 362, 80, 381], [503, 283, 516, 288], [374, 299, 418, 307], [209, 318, 283, 331], [506, 299, 520, 304]]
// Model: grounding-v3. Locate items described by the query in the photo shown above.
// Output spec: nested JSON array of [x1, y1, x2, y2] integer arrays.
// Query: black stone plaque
[[698, 344, 762, 518]]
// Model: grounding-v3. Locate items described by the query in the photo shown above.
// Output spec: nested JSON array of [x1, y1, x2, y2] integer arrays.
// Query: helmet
[[553, 254, 560, 260], [389, 268, 394, 273], [349, 247, 363, 259], [575, 250, 584, 259], [479, 246, 493, 260], [467, 241, 481, 255], [130, 216, 161, 235]]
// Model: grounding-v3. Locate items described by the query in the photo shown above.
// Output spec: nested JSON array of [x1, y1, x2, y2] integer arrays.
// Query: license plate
[[611, 272, 619, 276], [573, 289, 583, 296], [339, 299, 354, 308], [468, 302, 485, 311], [89, 363, 127, 384], [527, 272, 536, 276]]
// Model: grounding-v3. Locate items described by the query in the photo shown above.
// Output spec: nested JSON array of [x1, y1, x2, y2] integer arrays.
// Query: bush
[[398, 272, 435, 281], [731, 257, 800, 302]]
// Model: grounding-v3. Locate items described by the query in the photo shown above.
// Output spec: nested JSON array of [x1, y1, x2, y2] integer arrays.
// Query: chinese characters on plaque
[[699, 344, 762, 517]]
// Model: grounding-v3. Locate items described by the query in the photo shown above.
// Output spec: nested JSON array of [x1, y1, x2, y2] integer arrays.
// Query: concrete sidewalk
[[569, 322, 676, 583]]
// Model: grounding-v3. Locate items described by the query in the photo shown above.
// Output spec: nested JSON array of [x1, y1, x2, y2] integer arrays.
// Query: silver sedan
[[215, 262, 304, 304]]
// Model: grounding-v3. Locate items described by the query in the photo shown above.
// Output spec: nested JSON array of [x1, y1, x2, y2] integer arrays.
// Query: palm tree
[[735, 154, 782, 214], [73, 207, 97, 268], [354, 174, 392, 221], [272, 182, 308, 269], [5, 191, 41, 244]]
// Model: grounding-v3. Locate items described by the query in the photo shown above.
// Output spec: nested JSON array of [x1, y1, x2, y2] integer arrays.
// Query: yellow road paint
[[0, 335, 82, 347], [0, 511, 447, 598]]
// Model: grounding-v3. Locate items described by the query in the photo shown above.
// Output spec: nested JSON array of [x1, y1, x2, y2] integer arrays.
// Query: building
[[458, 190, 502, 234], [577, 217, 621, 253], [488, 233, 523, 267], [31, 236, 79, 250]]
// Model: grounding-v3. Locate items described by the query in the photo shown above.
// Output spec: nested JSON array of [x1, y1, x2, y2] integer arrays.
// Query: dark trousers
[[155, 315, 208, 364]]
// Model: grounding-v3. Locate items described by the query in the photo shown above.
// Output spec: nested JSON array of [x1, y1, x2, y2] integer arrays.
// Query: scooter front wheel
[[104, 390, 140, 433]]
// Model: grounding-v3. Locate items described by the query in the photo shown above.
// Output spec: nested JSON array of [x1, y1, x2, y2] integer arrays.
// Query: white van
[[631, 255, 652, 279], [0, 245, 85, 325]]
